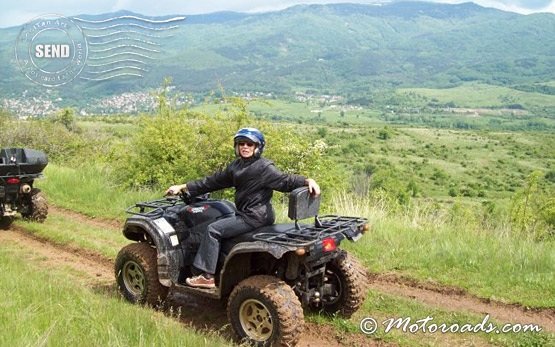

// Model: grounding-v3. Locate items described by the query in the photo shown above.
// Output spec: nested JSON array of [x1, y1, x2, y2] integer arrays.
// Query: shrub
[[0, 117, 99, 165], [546, 170, 555, 183], [378, 126, 392, 140], [49, 108, 78, 132], [510, 171, 555, 240], [110, 96, 342, 196]]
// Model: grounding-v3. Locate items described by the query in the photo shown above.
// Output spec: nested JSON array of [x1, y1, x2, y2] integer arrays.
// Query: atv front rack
[[126, 197, 183, 217], [252, 215, 367, 247]]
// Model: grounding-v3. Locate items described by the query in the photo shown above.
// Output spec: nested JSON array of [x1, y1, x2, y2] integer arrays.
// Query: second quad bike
[[115, 187, 368, 346], [0, 148, 48, 229]]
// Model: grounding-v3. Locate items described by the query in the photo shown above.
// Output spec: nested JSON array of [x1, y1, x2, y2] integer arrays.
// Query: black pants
[[193, 215, 253, 275]]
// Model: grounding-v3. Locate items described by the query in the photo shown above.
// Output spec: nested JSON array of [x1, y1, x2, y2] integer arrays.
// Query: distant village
[[2, 90, 192, 117], [1, 90, 354, 118]]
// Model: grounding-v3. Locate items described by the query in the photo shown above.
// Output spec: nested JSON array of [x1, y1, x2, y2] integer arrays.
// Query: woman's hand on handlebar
[[166, 184, 187, 196]]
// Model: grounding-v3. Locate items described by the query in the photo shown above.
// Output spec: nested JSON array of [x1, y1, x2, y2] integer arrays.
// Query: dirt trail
[[4, 205, 554, 345]]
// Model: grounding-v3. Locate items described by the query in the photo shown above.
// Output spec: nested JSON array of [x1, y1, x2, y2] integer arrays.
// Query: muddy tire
[[314, 250, 366, 318], [115, 243, 169, 306], [21, 188, 48, 223], [227, 275, 303, 347], [0, 216, 14, 230]]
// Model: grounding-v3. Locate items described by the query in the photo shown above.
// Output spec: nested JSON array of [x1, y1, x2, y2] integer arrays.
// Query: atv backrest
[[288, 187, 320, 221]]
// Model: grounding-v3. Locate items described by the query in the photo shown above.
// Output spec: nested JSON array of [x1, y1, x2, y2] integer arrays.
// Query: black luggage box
[[0, 148, 48, 176]]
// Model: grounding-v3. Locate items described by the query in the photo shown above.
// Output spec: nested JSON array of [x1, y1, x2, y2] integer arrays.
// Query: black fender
[[123, 215, 183, 287], [218, 241, 296, 297]]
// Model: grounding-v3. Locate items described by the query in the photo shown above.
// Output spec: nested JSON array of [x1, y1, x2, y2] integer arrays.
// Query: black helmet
[[234, 127, 265, 157]]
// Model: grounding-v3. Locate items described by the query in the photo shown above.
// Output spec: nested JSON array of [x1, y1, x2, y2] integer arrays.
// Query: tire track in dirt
[[43, 206, 555, 334], [2, 225, 114, 286], [49, 205, 122, 230]]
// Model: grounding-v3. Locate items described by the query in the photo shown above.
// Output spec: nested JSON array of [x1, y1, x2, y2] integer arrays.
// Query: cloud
[[543, 1, 555, 12], [0, 0, 118, 27], [502, 0, 552, 10], [1, 0, 554, 28], [427, 0, 554, 14], [0, 10, 43, 28]]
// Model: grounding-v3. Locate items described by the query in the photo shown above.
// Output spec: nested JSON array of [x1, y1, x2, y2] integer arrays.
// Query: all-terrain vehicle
[[115, 187, 368, 346], [0, 148, 48, 229]]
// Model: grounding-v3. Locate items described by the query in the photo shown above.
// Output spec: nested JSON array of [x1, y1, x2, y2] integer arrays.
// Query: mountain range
[[0, 1, 553, 105]]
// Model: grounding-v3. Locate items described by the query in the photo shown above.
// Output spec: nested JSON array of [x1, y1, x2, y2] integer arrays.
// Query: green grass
[[0, 242, 231, 347], [40, 164, 159, 221], [399, 82, 555, 109], [192, 98, 386, 126], [17, 213, 126, 259], [324, 126, 555, 200]]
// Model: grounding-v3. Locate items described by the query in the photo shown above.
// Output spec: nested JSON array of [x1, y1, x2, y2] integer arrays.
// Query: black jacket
[[186, 157, 306, 227]]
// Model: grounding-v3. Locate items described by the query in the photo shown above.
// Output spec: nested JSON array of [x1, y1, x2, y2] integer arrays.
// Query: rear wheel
[[228, 275, 303, 347], [21, 188, 48, 222], [115, 243, 169, 306], [313, 251, 366, 317], [0, 216, 14, 230]]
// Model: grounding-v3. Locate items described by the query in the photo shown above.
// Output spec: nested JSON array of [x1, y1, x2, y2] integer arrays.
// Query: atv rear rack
[[252, 215, 367, 247]]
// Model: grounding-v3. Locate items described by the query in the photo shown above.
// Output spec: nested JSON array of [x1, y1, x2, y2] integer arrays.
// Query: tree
[[51, 108, 77, 132]]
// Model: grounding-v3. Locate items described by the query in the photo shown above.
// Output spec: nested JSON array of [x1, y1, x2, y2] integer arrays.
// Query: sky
[[1, 0, 554, 28]]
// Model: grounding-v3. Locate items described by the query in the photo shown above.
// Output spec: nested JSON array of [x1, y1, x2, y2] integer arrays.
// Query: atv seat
[[220, 187, 321, 255], [220, 223, 299, 255]]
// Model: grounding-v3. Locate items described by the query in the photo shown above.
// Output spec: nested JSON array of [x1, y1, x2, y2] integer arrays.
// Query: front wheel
[[115, 243, 169, 306], [227, 275, 304, 347], [314, 250, 366, 317]]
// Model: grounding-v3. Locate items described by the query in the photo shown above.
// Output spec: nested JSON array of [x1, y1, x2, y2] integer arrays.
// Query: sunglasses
[[237, 142, 255, 147]]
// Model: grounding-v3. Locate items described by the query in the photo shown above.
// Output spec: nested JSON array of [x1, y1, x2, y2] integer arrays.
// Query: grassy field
[[398, 82, 555, 109], [193, 98, 386, 125], [0, 241, 231, 347], [40, 164, 159, 220], [154, 99, 555, 202], [329, 192, 555, 308], [190, 82, 555, 131]]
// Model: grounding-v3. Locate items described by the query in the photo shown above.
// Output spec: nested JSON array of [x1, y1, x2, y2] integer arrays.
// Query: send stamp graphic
[[74, 14, 184, 82], [15, 13, 185, 87], [15, 14, 88, 87]]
